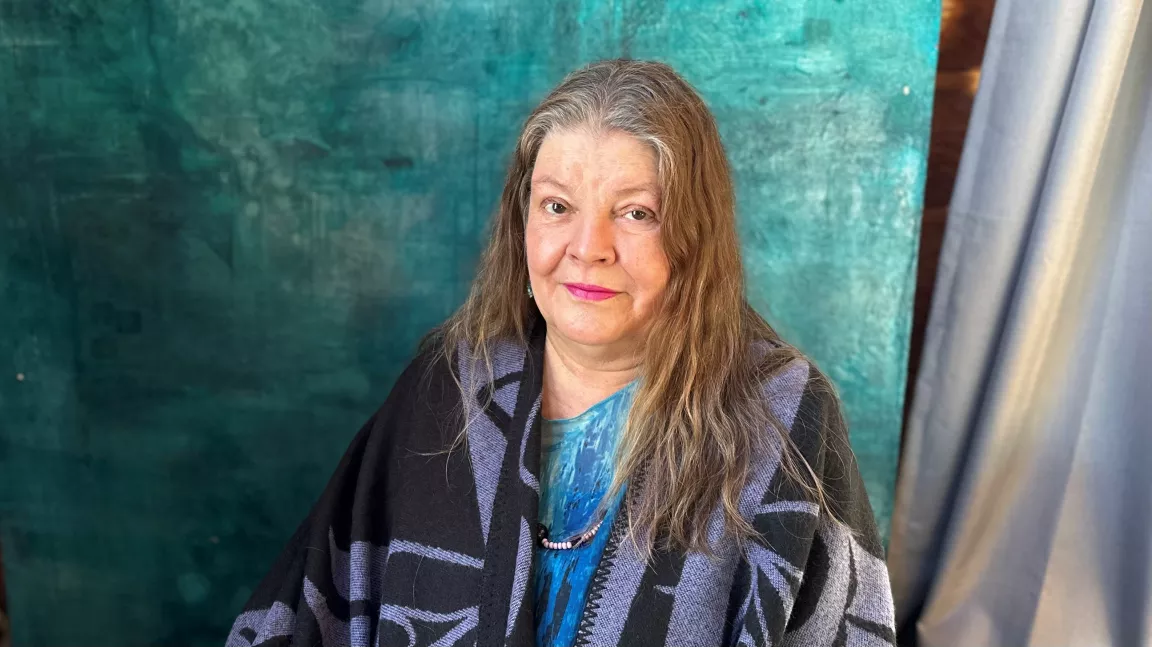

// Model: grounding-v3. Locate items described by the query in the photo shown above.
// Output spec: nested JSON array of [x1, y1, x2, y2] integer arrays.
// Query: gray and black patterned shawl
[[225, 319, 896, 647]]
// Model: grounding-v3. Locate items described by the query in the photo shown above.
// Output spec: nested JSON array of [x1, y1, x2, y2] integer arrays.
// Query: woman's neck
[[541, 333, 640, 420]]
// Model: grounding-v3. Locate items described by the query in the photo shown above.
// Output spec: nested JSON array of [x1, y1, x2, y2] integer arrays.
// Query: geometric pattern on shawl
[[572, 358, 896, 647], [224, 331, 895, 647]]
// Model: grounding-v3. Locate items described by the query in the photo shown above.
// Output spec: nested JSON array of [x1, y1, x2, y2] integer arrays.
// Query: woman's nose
[[570, 212, 616, 265]]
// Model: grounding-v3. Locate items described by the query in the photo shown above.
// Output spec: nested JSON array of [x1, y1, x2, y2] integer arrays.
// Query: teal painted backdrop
[[0, 0, 938, 643]]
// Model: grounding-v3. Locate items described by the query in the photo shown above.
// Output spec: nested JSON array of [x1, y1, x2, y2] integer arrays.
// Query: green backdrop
[[0, 0, 939, 643]]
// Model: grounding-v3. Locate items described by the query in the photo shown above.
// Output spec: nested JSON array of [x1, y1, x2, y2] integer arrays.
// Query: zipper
[[574, 464, 649, 647], [573, 504, 627, 647]]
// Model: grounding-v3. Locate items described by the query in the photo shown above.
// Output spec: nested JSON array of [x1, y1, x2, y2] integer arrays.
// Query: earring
[[527, 282, 534, 299]]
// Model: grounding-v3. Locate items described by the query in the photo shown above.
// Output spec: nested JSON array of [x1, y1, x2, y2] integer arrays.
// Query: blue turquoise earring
[[527, 282, 534, 299]]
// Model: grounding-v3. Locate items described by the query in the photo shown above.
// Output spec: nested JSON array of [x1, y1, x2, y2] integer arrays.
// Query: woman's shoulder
[[747, 340, 850, 464], [376, 328, 533, 421], [748, 341, 834, 441], [756, 352, 816, 430], [745, 341, 885, 557], [365, 338, 460, 429]]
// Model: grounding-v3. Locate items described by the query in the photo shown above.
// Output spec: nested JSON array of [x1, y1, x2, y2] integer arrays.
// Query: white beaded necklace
[[536, 516, 605, 550]]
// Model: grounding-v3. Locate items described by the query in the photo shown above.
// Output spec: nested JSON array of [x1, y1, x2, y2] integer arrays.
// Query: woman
[[226, 60, 894, 647]]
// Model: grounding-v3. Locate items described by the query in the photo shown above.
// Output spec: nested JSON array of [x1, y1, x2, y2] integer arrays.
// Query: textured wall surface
[[0, 0, 938, 643]]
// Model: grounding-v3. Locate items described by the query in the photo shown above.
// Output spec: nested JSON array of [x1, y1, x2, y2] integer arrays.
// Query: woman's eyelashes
[[539, 199, 659, 225], [542, 199, 569, 216]]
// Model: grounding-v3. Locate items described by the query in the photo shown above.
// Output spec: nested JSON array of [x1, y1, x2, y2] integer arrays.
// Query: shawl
[[225, 319, 896, 646]]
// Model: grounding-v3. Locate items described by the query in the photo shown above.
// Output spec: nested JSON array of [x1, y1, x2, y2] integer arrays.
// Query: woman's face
[[526, 128, 670, 354]]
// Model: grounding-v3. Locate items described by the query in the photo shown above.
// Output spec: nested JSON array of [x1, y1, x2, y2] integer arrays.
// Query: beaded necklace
[[536, 516, 605, 550]]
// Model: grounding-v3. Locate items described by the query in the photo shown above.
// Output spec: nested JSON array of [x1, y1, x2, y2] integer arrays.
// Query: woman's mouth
[[563, 283, 620, 302]]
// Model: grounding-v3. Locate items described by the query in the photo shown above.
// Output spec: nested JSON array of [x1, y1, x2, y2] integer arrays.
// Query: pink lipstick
[[563, 283, 620, 302]]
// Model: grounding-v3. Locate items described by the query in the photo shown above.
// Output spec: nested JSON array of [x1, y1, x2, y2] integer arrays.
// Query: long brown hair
[[437, 59, 832, 555]]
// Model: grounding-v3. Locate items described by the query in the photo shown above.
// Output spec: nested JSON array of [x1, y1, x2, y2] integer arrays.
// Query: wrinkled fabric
[[888, 0, 1152, 645]]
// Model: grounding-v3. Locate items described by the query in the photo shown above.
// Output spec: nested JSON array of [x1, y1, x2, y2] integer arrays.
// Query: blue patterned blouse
[[533, 382, 635, 647]]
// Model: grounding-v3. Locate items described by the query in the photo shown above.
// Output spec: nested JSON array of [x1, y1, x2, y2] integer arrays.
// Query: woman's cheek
[[632, 246, 671, 297]]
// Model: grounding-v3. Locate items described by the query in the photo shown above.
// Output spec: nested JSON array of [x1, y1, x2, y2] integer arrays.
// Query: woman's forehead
[[531, 129, 660, 197]]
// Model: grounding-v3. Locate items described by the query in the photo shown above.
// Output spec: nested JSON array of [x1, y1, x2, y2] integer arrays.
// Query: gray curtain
[[888, 0, 1152, 644]]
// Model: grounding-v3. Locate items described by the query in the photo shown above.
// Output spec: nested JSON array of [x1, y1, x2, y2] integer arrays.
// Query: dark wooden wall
[[907, 0, 998, 415]]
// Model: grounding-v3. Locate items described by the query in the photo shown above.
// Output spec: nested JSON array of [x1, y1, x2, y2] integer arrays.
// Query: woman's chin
[[551, 323, 628, 349]]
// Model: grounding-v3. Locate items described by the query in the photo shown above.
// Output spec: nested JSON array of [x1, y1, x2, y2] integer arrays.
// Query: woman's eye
[[543, 201, 567, 215], [624, 209, 653, 221]]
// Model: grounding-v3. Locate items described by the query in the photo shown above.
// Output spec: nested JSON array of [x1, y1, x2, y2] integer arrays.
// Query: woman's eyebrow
[[531, 175, 572, 192], [532, 175, 659, 200], [614, 184, 662, 205], [616, 183, 660, 197]]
